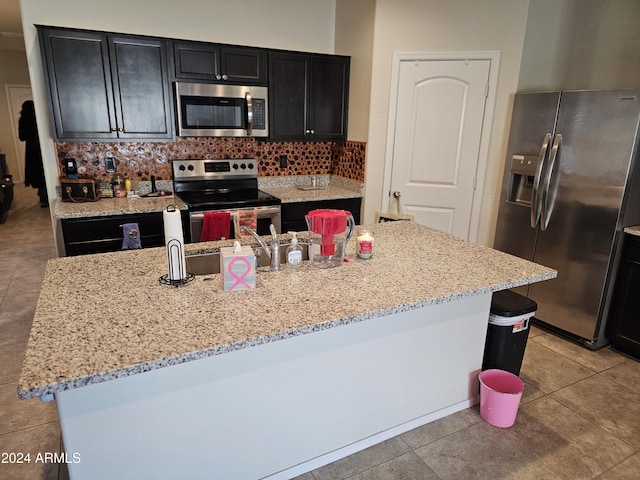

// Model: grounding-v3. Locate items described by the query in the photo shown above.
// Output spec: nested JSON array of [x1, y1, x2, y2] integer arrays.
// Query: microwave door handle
[[245, 92, 253, 136]]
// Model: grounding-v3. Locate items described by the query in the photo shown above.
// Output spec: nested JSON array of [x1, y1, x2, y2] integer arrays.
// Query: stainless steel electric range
[[172, 159, 281, 243]]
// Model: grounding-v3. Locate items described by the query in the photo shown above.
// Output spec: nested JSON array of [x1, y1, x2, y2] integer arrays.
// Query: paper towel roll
[[163, 206, 186, 281]]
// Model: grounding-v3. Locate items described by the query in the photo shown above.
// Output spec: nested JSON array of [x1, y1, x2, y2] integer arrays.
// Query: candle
[[356, 230, 374, 259]]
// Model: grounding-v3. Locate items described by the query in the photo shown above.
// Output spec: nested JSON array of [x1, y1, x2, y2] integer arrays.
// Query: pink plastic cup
[[479, 369, 525, 428]]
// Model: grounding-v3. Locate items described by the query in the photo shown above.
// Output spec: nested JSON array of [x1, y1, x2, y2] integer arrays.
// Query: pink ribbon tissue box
[[220, 241, 256, 292]]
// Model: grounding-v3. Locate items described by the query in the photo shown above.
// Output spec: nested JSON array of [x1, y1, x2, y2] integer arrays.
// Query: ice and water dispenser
[[507, 155, 539, 206]]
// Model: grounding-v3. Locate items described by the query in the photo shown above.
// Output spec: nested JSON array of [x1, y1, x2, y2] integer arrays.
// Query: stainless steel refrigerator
[[493, 90, 640, 349]]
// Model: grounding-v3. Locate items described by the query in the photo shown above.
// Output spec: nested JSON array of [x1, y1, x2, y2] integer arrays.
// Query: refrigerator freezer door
[[529, 90, 640, 344], [494, 92, 561, 266]]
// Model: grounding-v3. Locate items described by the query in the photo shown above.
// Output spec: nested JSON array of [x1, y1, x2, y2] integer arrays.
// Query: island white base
[[56, 293, 491, 480]]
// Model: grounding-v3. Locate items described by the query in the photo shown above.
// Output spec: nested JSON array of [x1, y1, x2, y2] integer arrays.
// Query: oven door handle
[[253, 205, 281, 217], [245, 92, 253, 136], [190, 206, 281, 220]]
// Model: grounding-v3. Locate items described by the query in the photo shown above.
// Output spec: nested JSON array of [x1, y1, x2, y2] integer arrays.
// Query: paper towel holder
[[159, 238, 195, 287], [159, 207, 195, 287]]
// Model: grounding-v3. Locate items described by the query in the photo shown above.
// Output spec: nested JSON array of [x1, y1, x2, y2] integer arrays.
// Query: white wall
[[519, 0, 640, 91], [362, 0, 529, 245], [335, 0, 375, 142]]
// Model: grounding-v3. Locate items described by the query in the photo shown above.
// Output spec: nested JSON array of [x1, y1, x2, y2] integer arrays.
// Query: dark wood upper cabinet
[[38, 27, 174, 141], [172, 41, 267, 85], [38, 26, 349, 143], [269, 52, 349, 141]]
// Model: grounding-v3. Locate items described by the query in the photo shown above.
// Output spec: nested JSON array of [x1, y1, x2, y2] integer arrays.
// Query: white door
[[5, 85, 33, 183], [389, 59, 491, 240]]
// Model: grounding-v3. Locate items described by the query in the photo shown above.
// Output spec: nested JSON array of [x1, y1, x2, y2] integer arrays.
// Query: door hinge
[[484, 84, 489, 97], [473, 177, 478, 190]]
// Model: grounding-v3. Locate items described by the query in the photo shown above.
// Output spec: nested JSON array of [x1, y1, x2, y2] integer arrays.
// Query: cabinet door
[[62, 212, 165, 256], [173, 41, 221, 81], [608, 235, 640, 359], [173, 42, 266, 85], [269, 52, 350, 141], [109, 36, 174, 139], [281, 198, 362, 232], [309, 56, 349, 141], [220, 46, 267, 85], [39, 28, 118, 140], [269, 52, 308, 140]]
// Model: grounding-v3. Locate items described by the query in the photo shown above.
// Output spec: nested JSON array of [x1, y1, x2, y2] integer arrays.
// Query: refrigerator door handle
[[531, 132, 552, 228], [540, 133, 562, 231]]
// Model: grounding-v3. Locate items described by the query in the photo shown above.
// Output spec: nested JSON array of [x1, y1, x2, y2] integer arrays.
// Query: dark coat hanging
[[19, 100, 45, 189]]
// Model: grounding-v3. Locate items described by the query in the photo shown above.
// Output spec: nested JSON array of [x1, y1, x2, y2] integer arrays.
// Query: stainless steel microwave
[[174, 82, 269, 137]]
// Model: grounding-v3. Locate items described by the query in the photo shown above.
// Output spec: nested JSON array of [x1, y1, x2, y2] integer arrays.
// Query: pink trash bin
[[479, 369, 525, 428]]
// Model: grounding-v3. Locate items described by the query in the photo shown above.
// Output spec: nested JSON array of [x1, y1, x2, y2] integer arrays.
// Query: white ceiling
[[0, 0, 25, 51]]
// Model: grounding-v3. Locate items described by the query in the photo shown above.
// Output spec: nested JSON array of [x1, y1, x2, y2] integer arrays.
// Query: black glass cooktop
[[176, 189, 280, 210]]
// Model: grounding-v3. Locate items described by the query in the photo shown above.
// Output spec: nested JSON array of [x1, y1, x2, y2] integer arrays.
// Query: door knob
[[392, 191, 402, 199]]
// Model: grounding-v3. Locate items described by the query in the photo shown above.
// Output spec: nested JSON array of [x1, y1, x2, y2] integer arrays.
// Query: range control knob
[[240, 163, 247, 169], [187, 164, 194, 171], [247, 163, 254, 169], [232, 163, 239, 170], [178, 164, 186, 171]]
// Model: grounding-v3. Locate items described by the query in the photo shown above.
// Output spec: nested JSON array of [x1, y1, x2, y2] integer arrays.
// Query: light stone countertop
[[259, 175, 363, 203], [18, 221, 556, 400], [52, 176, 363, 219], [260, 184, 362, 203], [624, 226, 640, 236], [53, 195, 187, 219]]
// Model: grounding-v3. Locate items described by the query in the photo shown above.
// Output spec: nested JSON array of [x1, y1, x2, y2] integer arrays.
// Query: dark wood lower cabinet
[[281, 198, 362, 232], [61, 213, 166, 256], [607, 234, 640, 359]]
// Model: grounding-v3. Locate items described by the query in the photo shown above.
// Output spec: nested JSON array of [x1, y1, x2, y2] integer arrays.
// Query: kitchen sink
[[185, 242, 309, 275], [185, 252, 221, 275]]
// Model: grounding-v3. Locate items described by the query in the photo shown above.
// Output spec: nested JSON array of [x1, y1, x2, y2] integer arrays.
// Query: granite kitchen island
[[19, 221, 556, 480]]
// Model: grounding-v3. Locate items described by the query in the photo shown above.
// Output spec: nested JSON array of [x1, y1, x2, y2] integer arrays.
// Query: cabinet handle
[[305, 129, 315, 135], [110, 127, 117, 132], [216, 74, 222, 80], [222, 74, 228, 80], [118, 127, 123, 132]]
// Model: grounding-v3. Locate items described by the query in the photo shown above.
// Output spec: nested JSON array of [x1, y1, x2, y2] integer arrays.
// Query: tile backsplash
[[55, 138, 365, 183]]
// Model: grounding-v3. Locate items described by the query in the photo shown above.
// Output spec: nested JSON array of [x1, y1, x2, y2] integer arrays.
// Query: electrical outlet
[[279, 155, 288, 169], [104, 157, 116, 173]]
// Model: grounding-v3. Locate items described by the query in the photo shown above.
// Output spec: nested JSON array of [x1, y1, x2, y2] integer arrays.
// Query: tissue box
[[220, 244, 256, 292]]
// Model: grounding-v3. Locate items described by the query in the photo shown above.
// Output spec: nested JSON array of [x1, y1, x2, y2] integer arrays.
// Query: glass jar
[[356, 230, 374, 259], [111, 173, 126, 198]]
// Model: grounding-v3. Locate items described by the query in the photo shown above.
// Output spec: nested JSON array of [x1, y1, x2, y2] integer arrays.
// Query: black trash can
[[482, 289, 537, 376]]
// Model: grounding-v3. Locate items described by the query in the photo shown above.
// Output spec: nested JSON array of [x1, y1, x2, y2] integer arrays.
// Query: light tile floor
[[1, 185, 640, 479]]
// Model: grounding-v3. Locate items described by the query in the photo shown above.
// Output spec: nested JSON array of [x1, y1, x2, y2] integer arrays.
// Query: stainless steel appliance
[[493, 90, 640, 349], [174, 82, 268, 137], [172, 158, 281, 242]]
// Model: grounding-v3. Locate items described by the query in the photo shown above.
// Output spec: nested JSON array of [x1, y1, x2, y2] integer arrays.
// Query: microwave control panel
[[253, 99, 266, 130]]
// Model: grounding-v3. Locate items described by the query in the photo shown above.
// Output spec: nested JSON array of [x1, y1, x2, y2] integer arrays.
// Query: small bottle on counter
[[286, 231, 303, 270], [356, 229, 374, 259], [125, 178, 135, 197], [112, 173, 126, 198]]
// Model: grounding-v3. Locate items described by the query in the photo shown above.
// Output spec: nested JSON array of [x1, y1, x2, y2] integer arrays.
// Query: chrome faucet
[[240, 225, 281, 271]]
